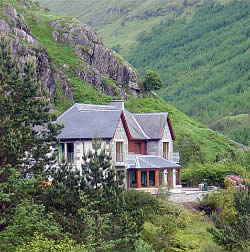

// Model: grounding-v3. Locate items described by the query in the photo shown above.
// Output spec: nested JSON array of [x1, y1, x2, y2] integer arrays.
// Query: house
[[56, 100, 181, 191]]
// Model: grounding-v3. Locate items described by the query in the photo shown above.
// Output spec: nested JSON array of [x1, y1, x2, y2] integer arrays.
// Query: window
[[67, 143, 74, 163], [129, 170, 136, 188], [141, 171, 147, 187], [116, 142, 123, 162], [58, 143, 65, 162], [163, 142, 169, 160], [149, 171, 155, 186], [135, 143, 141, 154], [82, 142, 85, 155]]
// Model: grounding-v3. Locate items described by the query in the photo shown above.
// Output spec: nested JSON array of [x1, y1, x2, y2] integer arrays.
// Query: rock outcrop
[[0, 3, 73, 100], [49, 18, 140, 97], [0, 0, 142, 104]]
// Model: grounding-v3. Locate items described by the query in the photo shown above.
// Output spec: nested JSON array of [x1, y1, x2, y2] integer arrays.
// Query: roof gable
[[132, 113, 168, 140]]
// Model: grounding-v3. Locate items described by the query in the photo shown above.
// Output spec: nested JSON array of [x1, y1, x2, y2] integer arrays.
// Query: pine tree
[[0, 37, 61, 175], [80, 138, 138, 250]]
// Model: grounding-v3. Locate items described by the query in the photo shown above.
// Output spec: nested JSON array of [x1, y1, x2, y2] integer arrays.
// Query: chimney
[[110, 100, 124, 111]]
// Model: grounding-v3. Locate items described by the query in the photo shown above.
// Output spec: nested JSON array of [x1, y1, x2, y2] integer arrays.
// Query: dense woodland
[[127, 1, 250, 145]]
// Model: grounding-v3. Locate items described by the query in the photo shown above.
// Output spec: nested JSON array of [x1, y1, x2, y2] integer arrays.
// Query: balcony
[[169, 152, 180, 163], [127, 152, 180, 165]]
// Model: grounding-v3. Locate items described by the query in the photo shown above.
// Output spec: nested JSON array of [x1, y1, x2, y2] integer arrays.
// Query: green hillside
[[127, 1, 250, 145], [210, 114, 250, 146], [39, 0, 222, 54]]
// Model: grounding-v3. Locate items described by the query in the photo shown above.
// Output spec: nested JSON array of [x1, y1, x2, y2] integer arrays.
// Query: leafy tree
[[176, 133, 205, 166], [143, 70, 163, 91], [0, 166, 61, 252], [16, 233, 86, 252], [0, 200, 61, 252], [0, 37, 61, 175]]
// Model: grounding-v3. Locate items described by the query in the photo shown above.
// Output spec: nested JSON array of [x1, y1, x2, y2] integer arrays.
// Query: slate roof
[[128, 155, 181, 169], [57, 104, 122, 139], [124, 109, 149, 140], [56, 102, 175, 141], [133, 113, 168, 140]]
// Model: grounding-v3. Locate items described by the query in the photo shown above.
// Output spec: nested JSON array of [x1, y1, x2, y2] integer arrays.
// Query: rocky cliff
[[0, 0, 142, 110]]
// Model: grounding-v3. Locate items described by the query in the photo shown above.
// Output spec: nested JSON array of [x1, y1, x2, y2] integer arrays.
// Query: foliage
[[182, 161, 246, 187], [201, 185, 250, 252], [0, 200, 61, 252], [42, 139, 137, 251], [80, 138, 137, 250], [0, 37, 62, 174], [16, 233, 86, 252], [200, 187, 237, 219], [0, 166, 61, 252], [127, 1, 250, 144], [125, 190, 160, 220], [139, 200, 223, 252], [143, 70, 163, 91], [124, 190, 160, 235], [175, 133, 205, 166]]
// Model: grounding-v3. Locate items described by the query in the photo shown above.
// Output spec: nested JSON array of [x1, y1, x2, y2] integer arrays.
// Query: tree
[[43, 139, 138, 250], [142, 70, 163, 91], [0, 37, 61, 175], [0, 38, 62, 250], [80, 138, 133, 250]]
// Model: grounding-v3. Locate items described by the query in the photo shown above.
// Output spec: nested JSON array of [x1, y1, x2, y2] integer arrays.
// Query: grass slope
[[125, 97, 237, 162], [127, 1, 250, 145]]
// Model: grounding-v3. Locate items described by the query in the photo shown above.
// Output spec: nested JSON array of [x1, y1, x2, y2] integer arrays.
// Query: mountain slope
[[0, 0, 142, 113], [39, 0, 214, 54], [127, 1, 250, 145]]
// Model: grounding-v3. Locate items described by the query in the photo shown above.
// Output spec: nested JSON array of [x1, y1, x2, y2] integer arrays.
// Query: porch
[[127, 154, 181, 189], [127, 168, 181, 189]]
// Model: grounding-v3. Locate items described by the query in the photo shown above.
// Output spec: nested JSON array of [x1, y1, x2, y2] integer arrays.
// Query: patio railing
[[169, 152, 180, 163]]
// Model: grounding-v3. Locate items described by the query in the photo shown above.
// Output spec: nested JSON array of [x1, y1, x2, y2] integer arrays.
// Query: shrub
[[16, 233, 86, 252], [124, 190, 160, 219], [182, 162, 246, 187]]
